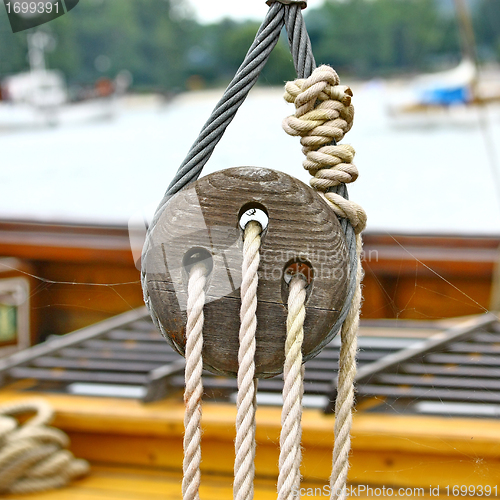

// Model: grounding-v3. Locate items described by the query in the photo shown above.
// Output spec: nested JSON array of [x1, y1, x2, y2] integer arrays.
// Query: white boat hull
[[0, 98, 116, 131]]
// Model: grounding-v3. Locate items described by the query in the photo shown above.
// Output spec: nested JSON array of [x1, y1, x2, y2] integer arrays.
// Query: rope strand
[[330, 234, 362, 500], [278, 276, 307, 500], [234, 221, 262, 500], [183, 262, 207, 500]]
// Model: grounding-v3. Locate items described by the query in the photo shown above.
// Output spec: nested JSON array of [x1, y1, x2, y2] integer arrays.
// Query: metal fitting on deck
[[266, 0, 307, 9]]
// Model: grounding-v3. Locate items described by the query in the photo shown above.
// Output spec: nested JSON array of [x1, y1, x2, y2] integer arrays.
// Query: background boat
[[387, 0, 500, 128], [387, 59, 500, 128], [0, 31, 127, 131]]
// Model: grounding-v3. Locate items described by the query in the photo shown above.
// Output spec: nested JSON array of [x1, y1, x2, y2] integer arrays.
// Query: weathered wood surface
[[145, 167, 349, 377]]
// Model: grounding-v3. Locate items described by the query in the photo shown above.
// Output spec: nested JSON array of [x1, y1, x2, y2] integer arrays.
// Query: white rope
[[278, 276, 307, 500], [234, 220, 261, 500], [183, 262, 207, 500]]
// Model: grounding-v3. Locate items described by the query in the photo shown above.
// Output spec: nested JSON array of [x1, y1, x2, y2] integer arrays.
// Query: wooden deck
[[0, 389, 499, 499], [4, 465, 280, 500], [2, 465, 459, 499]]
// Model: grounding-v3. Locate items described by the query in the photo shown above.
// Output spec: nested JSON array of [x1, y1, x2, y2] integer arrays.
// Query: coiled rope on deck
[[0, 400, 89, 495]]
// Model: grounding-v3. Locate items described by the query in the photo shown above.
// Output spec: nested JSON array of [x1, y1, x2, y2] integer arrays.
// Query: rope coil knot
[[0, 400, 89, 495], [283, 65, 366, 234]]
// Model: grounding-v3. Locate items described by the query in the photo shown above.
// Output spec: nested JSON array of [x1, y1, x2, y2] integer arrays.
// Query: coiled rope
[[142, 2, 366, 500], [0, 399, 89, 495]]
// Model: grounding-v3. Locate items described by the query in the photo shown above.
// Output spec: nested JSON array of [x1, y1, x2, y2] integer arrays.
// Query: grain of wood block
[[144, 167, 349, 377]]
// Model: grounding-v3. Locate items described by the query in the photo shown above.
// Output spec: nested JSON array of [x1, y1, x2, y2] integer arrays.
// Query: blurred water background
[[1, 83, 500, 234], [1, 0, 500, 235]]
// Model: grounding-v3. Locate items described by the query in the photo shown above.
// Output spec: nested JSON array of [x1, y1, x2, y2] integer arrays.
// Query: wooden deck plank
[[3, 465, 277, 500], [3, 465, 461, 500], [0, 390, 499, 492], [0, 391, 500, 457]]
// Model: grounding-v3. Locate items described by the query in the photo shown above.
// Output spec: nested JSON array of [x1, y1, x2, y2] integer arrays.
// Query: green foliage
[[195, 19, 295, 86], [46, 0, 196, 90], [307, 0, 460, 76], [474, 0, 500, 60], [0, 0, 498, 91], [0, 15, 28, 75]]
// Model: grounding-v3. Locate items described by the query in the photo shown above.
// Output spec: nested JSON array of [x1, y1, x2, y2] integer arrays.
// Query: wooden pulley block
[[144, 167, 349, 378]]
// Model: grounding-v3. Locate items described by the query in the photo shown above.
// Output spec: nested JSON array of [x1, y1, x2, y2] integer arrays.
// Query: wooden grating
[[0, 308, 499, 417]]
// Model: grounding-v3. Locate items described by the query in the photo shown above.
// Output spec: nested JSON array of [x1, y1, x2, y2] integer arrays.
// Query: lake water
[[1, 83, 499, 235]]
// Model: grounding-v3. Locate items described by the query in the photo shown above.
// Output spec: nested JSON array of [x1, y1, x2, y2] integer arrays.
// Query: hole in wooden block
[[284, 260, 314, 285], [238, 203, 269, 233], [182, 247, 213, 277], [282, 258, 314, 305]]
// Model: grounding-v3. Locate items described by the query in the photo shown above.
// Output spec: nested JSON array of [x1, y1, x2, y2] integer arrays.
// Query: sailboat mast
[[452, 0, 478, 66], [27, 32, 49, 73], [453, 1, 500, 212]]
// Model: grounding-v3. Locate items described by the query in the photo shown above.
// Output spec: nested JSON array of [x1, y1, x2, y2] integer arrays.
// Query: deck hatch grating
[[1, 309, 498, 417]]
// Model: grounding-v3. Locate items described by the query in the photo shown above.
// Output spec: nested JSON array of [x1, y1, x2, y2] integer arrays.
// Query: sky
[[185, 0, 324, 24]]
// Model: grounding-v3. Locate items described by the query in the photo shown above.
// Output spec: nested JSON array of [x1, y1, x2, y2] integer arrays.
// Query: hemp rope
[[330, 235, 362, 500], [183, 262, 207, 500], [283, 64, 366, 500], [278, 276, 307, 500], [0, 399, 89, 495], [234, 220, 261, 500]]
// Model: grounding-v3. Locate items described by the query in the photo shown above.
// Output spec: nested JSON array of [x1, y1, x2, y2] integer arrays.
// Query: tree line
[[0, 0, 498, 92]]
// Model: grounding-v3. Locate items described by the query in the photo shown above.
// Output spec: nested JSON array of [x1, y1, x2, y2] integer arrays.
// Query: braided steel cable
[[150, 4, 316, 227], [284, 5, 315, 78]]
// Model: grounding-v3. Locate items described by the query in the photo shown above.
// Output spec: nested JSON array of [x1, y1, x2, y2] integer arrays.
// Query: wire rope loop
[[266, 0, 308, 9]]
